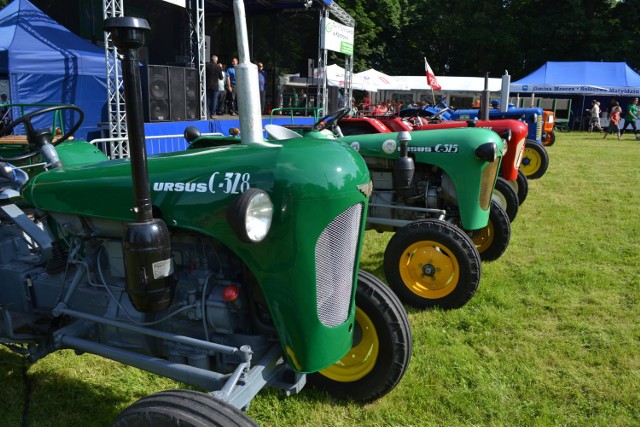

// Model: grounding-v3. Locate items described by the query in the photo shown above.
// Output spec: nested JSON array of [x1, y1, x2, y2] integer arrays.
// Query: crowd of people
[[205, 54, 267, 118], [588, 96, 639, 140]]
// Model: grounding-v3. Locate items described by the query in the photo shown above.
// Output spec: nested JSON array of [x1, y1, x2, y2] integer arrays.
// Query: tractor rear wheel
[[309, 270, 412, 402], [492, 176, 519, 222], [521, 140, 549, 179], [469, 201, 511, 262], [383, 219, 481, 309], [111, 390, 257, 427]]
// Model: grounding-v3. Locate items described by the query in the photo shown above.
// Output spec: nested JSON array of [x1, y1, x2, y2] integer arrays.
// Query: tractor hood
[[341, 127, 504, 230]]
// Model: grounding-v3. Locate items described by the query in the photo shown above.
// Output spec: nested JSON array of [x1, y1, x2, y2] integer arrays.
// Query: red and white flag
[[424, 57, 441, 90]]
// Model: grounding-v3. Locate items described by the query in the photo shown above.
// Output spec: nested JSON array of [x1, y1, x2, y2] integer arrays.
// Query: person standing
[[258, 62, 266, 114], [603, 103, 621, 140], [587, 100, 603, 132], [620, 97, 639, 138], [205, 54, 223, 118], [216, 63, 227, 115], [226, 57, 238, 115]]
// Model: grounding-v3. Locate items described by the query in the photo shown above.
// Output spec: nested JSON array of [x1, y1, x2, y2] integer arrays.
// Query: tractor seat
[[264, 124, 302, 141]]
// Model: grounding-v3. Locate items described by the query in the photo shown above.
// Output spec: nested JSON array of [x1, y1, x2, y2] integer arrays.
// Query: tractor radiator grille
[[480, 160, 500, 211], [315, 203, 363, 327], [536, 115, 543, 141]]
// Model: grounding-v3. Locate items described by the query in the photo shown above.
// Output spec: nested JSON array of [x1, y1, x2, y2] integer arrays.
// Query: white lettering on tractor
[[154, 172, 251, 194]]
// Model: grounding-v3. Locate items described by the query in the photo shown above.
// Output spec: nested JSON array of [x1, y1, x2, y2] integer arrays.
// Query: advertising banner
[[321, 17, 354, 56]]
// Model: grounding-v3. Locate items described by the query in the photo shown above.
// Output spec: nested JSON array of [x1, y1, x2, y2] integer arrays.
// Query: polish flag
[[424, 58, 441, 90]]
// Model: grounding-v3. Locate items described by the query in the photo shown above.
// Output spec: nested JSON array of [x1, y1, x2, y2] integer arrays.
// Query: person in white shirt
[[587, 100, 603, 132]]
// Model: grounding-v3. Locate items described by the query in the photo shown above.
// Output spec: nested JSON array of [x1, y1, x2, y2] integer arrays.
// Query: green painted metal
[[339, 128, 505, 231], [22, 137, 371, 373], [56, 141, 110, 166]]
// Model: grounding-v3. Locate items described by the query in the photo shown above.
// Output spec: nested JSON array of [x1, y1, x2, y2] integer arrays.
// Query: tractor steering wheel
[[0, 105, 84, 163], [312, 107, 352, 132]]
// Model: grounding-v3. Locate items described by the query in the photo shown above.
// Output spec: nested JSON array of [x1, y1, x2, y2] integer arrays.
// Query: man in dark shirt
[[205, 55, 223, 118]]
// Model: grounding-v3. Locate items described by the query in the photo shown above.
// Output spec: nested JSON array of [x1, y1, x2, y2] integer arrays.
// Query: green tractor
[[191, 108, 506, 311], [0, 7, 412, 426]]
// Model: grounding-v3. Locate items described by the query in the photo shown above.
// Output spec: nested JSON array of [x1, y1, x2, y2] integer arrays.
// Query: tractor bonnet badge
[[382, 139, 396, 154], [350, 141, 360, 152]]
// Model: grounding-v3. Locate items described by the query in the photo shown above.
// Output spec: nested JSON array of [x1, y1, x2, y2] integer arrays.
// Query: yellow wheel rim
[[471, 221, 495, 254], [397, 240, 460, 299], [521, 147, 542, 176], [319, 307, 378, 382]]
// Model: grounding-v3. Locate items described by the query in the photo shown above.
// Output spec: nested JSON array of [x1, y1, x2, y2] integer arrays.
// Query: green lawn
[[1, 131, 639, 426]]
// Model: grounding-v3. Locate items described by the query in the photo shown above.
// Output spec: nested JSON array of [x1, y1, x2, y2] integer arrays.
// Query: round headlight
[[227, 189, 273, 243]]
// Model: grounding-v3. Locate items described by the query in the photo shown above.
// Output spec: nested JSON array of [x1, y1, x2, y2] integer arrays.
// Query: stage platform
[[140, 114, 316, 155]]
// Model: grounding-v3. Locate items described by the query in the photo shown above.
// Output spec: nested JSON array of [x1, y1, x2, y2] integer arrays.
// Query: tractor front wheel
[[469, 200, 511, 262], [510, 170, 529, 205], [383, 220, 481, 310], [521, 140, 550, 179], [492, 176, 519, 222], [111, 390, 258, 427], [542, 131, 556, 146], [310, 270, 412, 402]]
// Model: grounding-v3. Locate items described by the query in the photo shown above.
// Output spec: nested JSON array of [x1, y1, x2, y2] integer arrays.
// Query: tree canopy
[[2, 0, 639, 80]]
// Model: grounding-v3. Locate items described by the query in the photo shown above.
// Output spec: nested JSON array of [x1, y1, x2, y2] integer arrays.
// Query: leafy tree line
[[2, 0, 640, 81], [250, 0, 640, 80]]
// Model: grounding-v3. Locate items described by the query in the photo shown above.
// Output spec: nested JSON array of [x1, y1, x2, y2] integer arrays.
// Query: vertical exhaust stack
[[233, 0, 271, 146], [480, 72, 490, 121], [500, 70, 510, 112], [104, 17, 175, 313]]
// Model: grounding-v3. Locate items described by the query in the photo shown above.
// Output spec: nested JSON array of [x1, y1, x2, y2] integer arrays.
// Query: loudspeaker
[[145, 65, 170, 121], [143, 65, 199, 122], [184, 68, 199, 120], [168, 67, 186, 121]]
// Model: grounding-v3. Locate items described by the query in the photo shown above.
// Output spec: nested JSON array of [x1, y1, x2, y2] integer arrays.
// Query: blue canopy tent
[[510, 61, 640, 96], [511, 62, 640, 129], [0, 0, 107, 139]]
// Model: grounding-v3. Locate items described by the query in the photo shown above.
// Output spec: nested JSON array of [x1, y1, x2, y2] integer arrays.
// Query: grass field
[[1, 131, 639, 426]]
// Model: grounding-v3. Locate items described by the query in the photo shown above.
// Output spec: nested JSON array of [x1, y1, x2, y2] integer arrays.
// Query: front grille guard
[[315, 203, 363, 327], [479, 161, 500, 211]]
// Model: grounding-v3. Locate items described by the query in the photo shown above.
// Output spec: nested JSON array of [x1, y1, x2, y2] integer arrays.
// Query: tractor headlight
[[500, 129, 511, 154], [475, 142, 498, 162], [227, 189, 273, 243]]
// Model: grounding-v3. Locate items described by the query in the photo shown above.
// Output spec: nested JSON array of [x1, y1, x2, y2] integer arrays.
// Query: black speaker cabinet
[[143, 65, 199, 122], [144, 65, 170, 121], [168, 67, 186, 121], [184, 68, 199, 120]]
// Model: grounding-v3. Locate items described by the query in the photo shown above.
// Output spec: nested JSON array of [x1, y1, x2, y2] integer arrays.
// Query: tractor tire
[[521, 140, 549, 179], [309, 270, 412, 402], [469, 200, 511, 262], [510, 170, 529, 205], [542, 131, 556, 146], [492, 176, 519, 222], [383, 219, 481, 310], [111, 390, 258, 427]]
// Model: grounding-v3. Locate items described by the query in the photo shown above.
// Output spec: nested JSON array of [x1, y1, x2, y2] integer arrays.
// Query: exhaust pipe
[[233, 0, 271, 146], [104, 17, 175, 313]]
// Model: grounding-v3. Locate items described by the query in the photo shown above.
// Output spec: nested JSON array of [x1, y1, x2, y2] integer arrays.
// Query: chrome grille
[[536, 115, 543, 141], [480, 160, 500, 210], [315, 203, 362, 327]]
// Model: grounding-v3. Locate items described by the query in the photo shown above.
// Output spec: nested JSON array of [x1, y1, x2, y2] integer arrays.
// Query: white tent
[[288, 64, 375, 91], [354, 69, 409, 91], [391, 75, 502, 92]]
